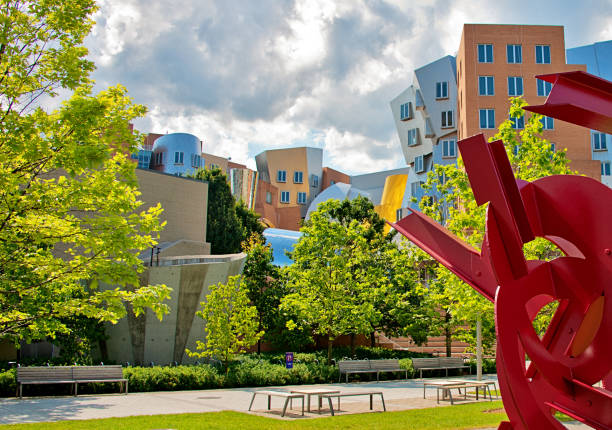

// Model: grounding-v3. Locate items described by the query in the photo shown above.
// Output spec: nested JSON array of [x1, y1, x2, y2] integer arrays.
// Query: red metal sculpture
[[391, 71, 612, 429]]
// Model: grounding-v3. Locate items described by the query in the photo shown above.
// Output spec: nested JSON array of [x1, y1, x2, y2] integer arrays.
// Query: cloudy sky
[[85, 0, 612, 174]]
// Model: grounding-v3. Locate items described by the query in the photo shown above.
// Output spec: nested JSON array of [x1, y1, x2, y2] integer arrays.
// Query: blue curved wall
[[152, 133, 202, 176]]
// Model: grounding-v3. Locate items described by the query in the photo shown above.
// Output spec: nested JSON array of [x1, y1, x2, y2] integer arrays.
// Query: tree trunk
[[445, 313, 452, 357], [327, 334, 334, 365], [257, 339, 261, 355], [350, 333, 356, 356], [370, 331, 376, 348], [476, 314, 483, 381]]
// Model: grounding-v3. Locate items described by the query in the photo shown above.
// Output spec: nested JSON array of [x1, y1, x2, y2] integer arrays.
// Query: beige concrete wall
[[201, 152, 229, 174], [457, 24, 599, 179], [136, 169, 208, 244], [103, 254, 246, 365]]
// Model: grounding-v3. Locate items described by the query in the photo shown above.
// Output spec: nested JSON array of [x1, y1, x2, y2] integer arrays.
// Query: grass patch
[[0, 401, 508, 430]]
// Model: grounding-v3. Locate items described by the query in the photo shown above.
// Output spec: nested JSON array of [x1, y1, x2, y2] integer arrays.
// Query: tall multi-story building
[[457, 24, 599, 178], [567, 40, 612, 187], [390, 55, 458, 210], [255, 147, 323, 230]]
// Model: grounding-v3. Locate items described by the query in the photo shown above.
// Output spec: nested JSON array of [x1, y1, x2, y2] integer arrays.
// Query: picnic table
[[247, 390, 304, 417], [318, 391, 386, 416], [423, 380, 494, 405], [289, 388, 340, 413]]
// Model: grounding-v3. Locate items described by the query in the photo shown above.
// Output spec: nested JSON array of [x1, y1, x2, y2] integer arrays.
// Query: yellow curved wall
[[375, 174, 408, 232]]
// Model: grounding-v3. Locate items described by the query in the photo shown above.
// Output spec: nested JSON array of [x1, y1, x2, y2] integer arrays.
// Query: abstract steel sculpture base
[[392, 71, 612, 429]]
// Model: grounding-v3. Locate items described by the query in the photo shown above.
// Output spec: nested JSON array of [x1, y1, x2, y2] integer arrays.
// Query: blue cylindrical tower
[[151, 133, 202, 176]]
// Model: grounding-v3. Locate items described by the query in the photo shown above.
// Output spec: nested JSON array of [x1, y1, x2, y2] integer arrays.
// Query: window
[[535, 45, 551, 64], [513, 145, 520, 156], [479, 109, 495, 129], [550, 143, 556, 152], [293, 171, 303, 183], [414, 155, 425, 173], [508, 76, 523, 96], [277, 170, 287, 182], [540, 116, 554, 130], [478, 76, 494, 95], [191, 154, 201, 168], [311, 174, 319, 187], [210, 163, 219, 169], [507, 44, 522, 63], [174, 151, 184, 164], [407, 128, 419, 146], [330, 180, 335, 185], [411, 181, 423, 196], [280, 191, 290, 203], [537, 79, 553, 96], [510, 115, 525, 129], [442, 139, 456, 158], [396, 208, 403, 222], [478, 44, 493, 63], [602, 161, 611, 176], [441, 110, 454, 128], [593, 132, 607, 150], [436, 81, 448, 99], [265, 191, 272, 204], [400, 102, 413, 120], [297, 192, 307, 204]]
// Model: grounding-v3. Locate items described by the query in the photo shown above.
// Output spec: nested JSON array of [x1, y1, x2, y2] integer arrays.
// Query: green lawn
[[0, 401, 507, 430]]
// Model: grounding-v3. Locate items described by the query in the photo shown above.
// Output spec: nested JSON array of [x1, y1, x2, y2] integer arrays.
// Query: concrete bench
[[248, 390, 304, 417], [411, 357, 470, 379], [17, 365, 127, 398], [318, 391, 386, 416], [338, 359, 407, 382], [423, 380, 493, 405]]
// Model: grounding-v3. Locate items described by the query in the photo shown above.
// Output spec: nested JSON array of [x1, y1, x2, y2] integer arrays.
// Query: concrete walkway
[[0, 375, 586, 428]]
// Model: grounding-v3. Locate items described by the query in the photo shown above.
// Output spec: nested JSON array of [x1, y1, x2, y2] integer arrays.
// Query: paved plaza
[[0, 374, 587, 428]]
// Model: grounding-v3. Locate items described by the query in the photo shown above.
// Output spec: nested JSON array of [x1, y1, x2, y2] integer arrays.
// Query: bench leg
[[328, 396, 335, 416], [301, 396, 304, 416], [19, 384, 22, 399], [74, 382, 78, 397], [248, 392, 256, 411], [282, 398, 289, 417], [268, 395, 271, 410], [370, 393, 373, 410], [449, 389, 454, 405]]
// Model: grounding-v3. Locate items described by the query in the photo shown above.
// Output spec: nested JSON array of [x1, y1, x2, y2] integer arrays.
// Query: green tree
[[420, 97, 575, 370], [235, 200, 265, 241], [187, 275, 263, 373], [0, 0, 171, 342], [241, 233, 281, 353], [191, 168, 244, 254], [281, 199, 390, 364]]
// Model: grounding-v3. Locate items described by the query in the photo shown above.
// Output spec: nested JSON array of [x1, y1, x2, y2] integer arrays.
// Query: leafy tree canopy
[[0, 0, 171, 341]]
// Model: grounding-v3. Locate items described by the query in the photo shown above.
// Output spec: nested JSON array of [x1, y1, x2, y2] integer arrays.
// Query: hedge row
[[0, 354, 496, 397]]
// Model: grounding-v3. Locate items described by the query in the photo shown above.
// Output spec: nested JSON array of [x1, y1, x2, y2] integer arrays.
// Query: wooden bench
[[318, 391, 386, 416], [411, 357, 470, 379], [17, 365, 127, 398], [17, 367, 75, 399], [338, 359, 407, 383], [248, 390, 304, 417], [72, 365, 127, 396]]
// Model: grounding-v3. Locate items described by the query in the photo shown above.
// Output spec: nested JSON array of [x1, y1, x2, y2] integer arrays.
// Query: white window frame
[[395, 208, 403, 222], [277, 170, 287, 183], [478, 44, 493, 63], [436, 81, 448, 99], [400, 102, 412, 120], [508, 76, 523, 96], [442, 139, 456, 158], [407, 128, 419, 146], [602, 161, 611, 176], [311, 174, 319, 187], [593, 132, 607, 151], [478, 76, 494, 96], [265, 191, 272, 204], [280, 191, 290, 203], [174, 151, 184, 164], [541, 116, 554, 130], [507, 44, 522, 64], [537, 79, 553, 97], [414, 155, 425, 173], [479, 109, 495, 129], [535, 45, 551, 64], [441, 110, 454, 128], [410, 181, 423, 196], [293, 171, 303, 184], [297, 192, 307, 204]]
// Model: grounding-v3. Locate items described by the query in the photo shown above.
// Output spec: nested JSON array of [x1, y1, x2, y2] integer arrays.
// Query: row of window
[[479, 109, 554, 130], [152, 152, 204, 169], [276, 170, 319, 187], [478, 77, 552, 97], [478, 43, 551, 64], [273, 191, 308, 204]]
